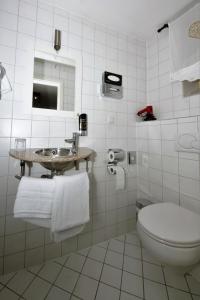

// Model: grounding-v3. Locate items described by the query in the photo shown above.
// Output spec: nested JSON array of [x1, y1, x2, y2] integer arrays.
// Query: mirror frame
[[32, 50, 82, 118]]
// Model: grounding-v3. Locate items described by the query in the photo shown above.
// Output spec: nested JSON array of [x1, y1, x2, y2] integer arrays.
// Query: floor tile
[[142, 248, 161, 266], [96, 240, 109, 249], [7, 269, 34, 295], [105, 250, 124, 269], [192, 295, 200, 300], [23, 277, 51, 300], [186, 275, 200, 296], [78, 247, 90, 257], [0, 272, 16, 285], [96, 282, 120, 300], [0, 287, 19, 300], [123, 256, 142, 276], [108, 239, 124, 254], [121, 271, 143, 299], [101, 264, 122, 289], [88, 245, 106, 262], [46, 286, 71, 300], [55, 268, 79, 293], [53, 255, 69, 265], [167, 287, 192, 300], [38, 261, 61, 283], [27, 264, 43, 275], [120, 291, 142, 300], [82, 257, 103, 280], [115, 235, 125, 242], [143, 261, 165, 284], [65, 253, 86, 272], [1, 232, 197, 300], [73, 274, 98, 300], [144, 279, 168, 300], [124, 244, 141, 260], [125, 233, 140, 246], [164, 267, 189, 291]]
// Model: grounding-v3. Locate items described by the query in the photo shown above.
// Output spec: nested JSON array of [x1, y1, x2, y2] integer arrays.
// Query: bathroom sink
[[35, 147, 74, 173], [35, 148, 72, 157], [9, 147, 93, 176]]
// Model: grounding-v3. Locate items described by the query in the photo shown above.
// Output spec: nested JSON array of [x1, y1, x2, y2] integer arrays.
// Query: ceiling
[[52, 0, 198, 38]]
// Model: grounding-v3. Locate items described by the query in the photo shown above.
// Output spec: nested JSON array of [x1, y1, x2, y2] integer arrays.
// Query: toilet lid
[[138, 203, 200, 246]]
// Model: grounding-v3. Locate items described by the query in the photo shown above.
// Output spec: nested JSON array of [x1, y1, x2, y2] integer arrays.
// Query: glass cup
[[14, 138, 26, 151]]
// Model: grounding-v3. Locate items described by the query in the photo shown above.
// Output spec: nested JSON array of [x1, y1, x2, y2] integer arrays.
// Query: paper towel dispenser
[[101, 71, 123, 99]]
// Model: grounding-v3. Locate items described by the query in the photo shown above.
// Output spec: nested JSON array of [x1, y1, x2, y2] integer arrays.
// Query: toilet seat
[[138, 203, 200, 248]]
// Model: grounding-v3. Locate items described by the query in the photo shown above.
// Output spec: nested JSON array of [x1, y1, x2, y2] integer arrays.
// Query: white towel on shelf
[[14, 172, 90, 242], [51, 173, 90, 242], [14, 177, 55, 219]]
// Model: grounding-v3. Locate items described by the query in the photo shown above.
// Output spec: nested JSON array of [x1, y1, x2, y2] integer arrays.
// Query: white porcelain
[[137, 203, 200, 268]]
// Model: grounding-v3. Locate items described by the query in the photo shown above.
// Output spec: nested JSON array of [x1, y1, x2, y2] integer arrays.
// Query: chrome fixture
[[54, 29, 61, 51], [189, 21, 200, 39], [0, 62, 12, 100], [101, 71, 123, 99], [65, 132, 79, 154], [35, 148, 72, 157]]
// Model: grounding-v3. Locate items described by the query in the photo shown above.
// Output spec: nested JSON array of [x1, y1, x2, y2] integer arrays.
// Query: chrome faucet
[[65, 132, 79, 154]]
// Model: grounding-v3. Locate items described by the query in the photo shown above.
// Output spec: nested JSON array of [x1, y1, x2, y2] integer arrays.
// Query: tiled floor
[[0, 230, 200, 300]]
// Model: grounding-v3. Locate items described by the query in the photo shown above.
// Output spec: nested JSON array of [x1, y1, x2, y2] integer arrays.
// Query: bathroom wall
[[0, 0, 146, 274], [137, 31, 200, 214]]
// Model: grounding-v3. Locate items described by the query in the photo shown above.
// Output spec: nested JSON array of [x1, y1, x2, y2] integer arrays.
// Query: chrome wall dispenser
[[101, 71, 123, 99], [107, 149, 125, 190], [107, 149, 124, 174]]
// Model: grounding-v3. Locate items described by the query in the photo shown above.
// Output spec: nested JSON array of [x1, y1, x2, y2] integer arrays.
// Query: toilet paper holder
[[108, 148, 125, 163], [107, 148, 124, 175], [107, 162, 117, 175]]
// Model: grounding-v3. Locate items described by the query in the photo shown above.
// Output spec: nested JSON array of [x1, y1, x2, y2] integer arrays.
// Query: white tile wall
[[146, 31, 200, 120], [137, 117, 200, 213], [136, 30, 200, 216], [0, 0, 145, 274]]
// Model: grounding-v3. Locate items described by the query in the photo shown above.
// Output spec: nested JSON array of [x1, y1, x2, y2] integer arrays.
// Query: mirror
[[32, 51, 82, 117]]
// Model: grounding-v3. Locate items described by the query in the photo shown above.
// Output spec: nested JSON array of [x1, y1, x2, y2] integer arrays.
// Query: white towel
[[51, 173, 90, 242], [14, 172, 90, 242], [14, 177, 55, 219]]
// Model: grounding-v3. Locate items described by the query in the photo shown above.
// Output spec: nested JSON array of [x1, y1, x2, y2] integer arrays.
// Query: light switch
[[128, 151, 136, 165]]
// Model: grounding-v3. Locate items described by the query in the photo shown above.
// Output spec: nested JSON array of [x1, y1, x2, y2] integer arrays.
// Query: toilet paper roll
[[110, 165, 125, 190], [108, 149, 124, 162]]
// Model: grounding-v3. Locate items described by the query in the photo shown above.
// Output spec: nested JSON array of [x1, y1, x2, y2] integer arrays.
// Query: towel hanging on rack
[[14, 172, 90, 242]]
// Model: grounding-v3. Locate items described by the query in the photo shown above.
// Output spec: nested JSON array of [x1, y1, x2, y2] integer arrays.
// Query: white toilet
[[137, 202, 200, 268]]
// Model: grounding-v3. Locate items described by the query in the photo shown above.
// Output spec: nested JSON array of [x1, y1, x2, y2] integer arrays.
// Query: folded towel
[[51, 173, 90, 242], [14, 172, 90, 242], [14, 177, 55, 219]]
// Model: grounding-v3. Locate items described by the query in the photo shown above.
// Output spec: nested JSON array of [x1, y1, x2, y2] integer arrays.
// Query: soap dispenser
[[79, 113, 88, 136]]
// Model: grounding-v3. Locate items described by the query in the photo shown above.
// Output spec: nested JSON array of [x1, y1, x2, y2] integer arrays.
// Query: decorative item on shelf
[[137, 105, 156, 121], [54, 29, 61, 51], [0, 62, 12, 100], [79, 113, 88, 136], [101, 71, 123, 99]]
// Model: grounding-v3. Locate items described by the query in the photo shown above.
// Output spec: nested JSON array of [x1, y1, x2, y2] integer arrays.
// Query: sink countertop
[[9, 147, 93, 163]]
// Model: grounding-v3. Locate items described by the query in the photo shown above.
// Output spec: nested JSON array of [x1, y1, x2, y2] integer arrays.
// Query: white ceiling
[[52, 0, 198, 38]]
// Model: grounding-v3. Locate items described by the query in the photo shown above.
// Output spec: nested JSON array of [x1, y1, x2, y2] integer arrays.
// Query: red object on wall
[[137, 105, 156, 121]]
